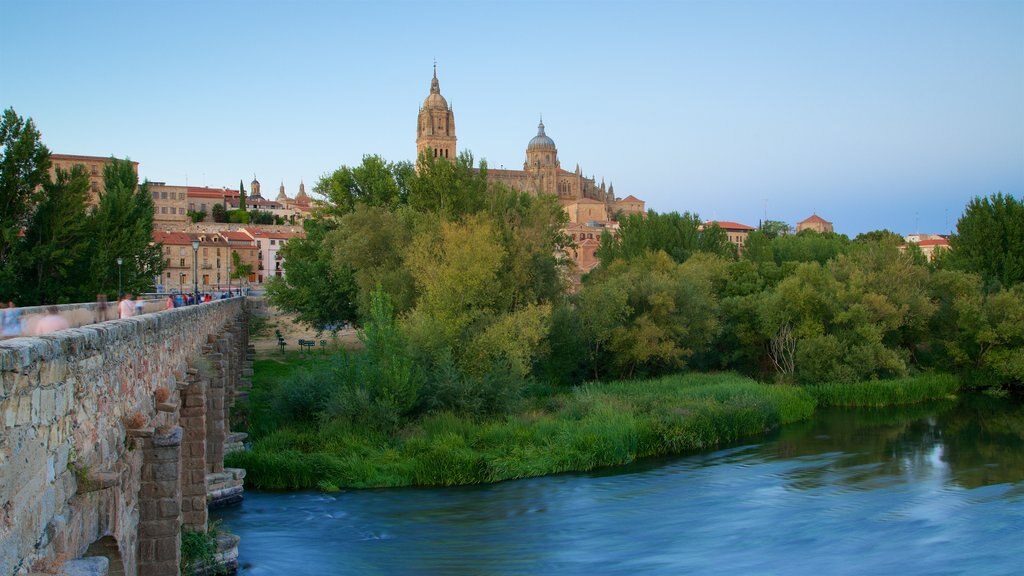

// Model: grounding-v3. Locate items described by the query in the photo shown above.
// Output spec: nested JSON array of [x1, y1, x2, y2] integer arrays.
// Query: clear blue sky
[[3, 0, 1022, 235]]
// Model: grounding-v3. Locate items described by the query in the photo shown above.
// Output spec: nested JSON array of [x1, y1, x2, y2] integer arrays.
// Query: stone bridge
[[1, 299, 252, 575]]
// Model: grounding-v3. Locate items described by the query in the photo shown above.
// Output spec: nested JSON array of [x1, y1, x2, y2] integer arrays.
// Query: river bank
[[227, 353, 962, 490]]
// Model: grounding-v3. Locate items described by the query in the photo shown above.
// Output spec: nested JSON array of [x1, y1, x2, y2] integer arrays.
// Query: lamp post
[[227, 265, 232, 296], [191, 239, 200, 303], [116, 257, 123, 296], [179, 273, 184, 295]]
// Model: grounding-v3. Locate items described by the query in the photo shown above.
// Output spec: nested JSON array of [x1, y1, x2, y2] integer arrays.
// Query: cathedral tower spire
[[417, 64, 457, 161]]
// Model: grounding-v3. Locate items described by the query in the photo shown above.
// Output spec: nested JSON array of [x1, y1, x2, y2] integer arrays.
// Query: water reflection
[[215, 396, 1024, 575]]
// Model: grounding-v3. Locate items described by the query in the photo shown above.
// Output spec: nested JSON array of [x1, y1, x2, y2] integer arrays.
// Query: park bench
[[275, 329, 286, 354], [298, 339, 315, 355]]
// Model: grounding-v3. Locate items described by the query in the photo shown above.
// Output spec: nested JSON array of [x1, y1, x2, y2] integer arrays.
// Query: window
[[161, 207, 167, 214], [91, 166, 97, 175], [178, 208, 185, 214], [152, 191, 159, 200], [160, 192, 168, 200], [179, 258, 185, 267]]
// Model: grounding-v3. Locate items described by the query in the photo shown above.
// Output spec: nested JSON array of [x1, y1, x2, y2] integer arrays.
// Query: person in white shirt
[[119, 294, 135, 319]]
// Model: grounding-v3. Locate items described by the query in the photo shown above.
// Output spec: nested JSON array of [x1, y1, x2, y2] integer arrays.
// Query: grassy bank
[[230, 359, 814, 489], [229, 356, 960, 490], [806, 373, 959, 407]]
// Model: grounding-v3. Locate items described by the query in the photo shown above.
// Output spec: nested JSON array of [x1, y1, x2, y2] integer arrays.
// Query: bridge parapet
[[0, 298, 247, 575]]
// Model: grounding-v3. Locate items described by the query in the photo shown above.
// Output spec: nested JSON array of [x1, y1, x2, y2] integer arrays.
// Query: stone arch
[[85, 535, 127, 576]]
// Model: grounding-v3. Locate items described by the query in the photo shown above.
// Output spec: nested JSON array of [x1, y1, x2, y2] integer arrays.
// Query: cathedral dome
[[528, 120, 556, 150], [422, 65, 449, 109], [423, 92, 449, 109]]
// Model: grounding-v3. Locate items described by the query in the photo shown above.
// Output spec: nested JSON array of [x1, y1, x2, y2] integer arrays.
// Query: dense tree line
[[270, 151, 1022, 427], [0, 108, 161, 305]]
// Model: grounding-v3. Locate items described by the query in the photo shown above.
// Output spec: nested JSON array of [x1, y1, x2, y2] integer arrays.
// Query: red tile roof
[[619, 195, 643, 203], [152, 231, 194, 245], [707, 220, 755, 231], [187, 187, 229, 199], [916, 239, 950, 247], [799, 214, 831, 225], [219, 231, 255, 242]]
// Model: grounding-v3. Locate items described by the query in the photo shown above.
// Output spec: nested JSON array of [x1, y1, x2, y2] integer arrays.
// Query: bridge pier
[[135, 426, 183, 576], [178, 372, 207, 533]]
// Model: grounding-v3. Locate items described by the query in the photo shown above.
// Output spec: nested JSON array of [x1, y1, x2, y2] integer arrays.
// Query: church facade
[[416, 67, 645, 272]]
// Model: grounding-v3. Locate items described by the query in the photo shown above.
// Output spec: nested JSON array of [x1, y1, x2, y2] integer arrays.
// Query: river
[[214, 395, 1024, 575]]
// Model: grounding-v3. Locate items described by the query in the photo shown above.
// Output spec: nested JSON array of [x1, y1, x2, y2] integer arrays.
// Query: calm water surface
[[214, 396, 1024, 575]]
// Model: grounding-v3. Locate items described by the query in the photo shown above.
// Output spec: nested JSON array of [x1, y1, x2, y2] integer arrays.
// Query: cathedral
[[416, 67, 644, 274]]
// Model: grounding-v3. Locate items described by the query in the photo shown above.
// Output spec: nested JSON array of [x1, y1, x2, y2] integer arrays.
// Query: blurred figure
[[119, 294, 135, 319], [34, 306, 70, 335], [95, 294, 109, 322], [135, 295, 144, 315], [2, 302, 22, 338], [166, 295, 175, 309]]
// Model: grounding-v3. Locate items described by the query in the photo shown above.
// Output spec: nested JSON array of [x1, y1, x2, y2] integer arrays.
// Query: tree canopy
[[947, 192, 1024, 288]]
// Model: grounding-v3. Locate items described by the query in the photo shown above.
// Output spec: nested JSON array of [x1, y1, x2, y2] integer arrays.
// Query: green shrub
[[180, 524, 221, 575], [807, 373, 960, 407]]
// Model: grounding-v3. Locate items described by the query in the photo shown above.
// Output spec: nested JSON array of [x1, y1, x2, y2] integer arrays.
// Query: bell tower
[[416, 63, 457, 161]]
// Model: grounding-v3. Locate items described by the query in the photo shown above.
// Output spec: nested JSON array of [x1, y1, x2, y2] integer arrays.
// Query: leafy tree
[[403, 215, 506, 368], [315, 155, 413, 216], [759, 219, 791, 240], [0, 108, 51, 297], [187, 209, 207, 223], [741, 230, 774, 265], [855, 229, 904, 244], [927, 270, 1024, 391], [771, 229, 851, 266], [325, 204, 417, 319], [16, 165, 91, 304], [579, 250, 722, 379], [947, 192, 1024, 288], [228, 209, 250, 224], [597, 210, 702, 264], [248, 210, 275, 225], [211, 203, 227, 223], [408, 150, 488, 220], [87, 158, 163, 296], [484, 184, 570, 308], [230, 250, 253, 285], [265, 218, 358, 330]]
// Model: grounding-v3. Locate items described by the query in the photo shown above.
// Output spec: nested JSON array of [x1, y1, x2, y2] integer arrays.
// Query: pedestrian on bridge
[[118, 295, 135, 319], [2, 302, 22, 338]]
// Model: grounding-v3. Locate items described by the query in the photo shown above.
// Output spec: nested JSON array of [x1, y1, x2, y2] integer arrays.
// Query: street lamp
[[227, 265, 232, 296], [116, 257, 123, 296], [179, 273, 184, 295], [191, 239, 200, 303]]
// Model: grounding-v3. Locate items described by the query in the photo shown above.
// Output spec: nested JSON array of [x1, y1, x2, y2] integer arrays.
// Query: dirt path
[[250, 305, 361, 356]]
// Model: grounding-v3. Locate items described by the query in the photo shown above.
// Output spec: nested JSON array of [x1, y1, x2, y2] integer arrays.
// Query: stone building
[[796, 214, 834, 234], [49, 153, 138, 206], [706, 220, 756, 253], [149, 182, 189, 223]]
